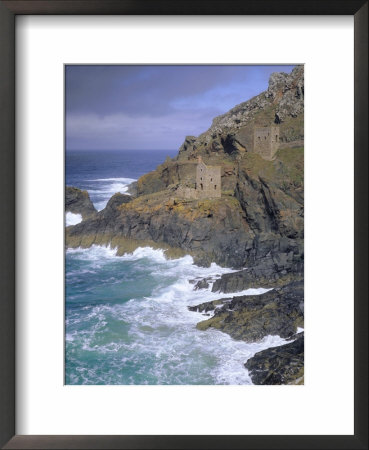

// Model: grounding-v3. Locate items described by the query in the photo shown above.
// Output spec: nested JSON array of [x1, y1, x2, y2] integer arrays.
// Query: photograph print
[[65, 64, 304, 385]]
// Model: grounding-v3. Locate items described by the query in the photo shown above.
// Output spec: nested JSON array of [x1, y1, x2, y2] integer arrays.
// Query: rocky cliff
[[176, 65, 304, 160], [245, 332, 304, 385], [66, 66, 304, 385], [66, 66, 304, 283], [65, 186, 97, 220]]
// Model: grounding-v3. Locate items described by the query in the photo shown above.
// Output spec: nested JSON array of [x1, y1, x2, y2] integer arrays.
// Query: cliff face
[[176, 64, 304, 159], [67, 191, 252, 268], [66, 66, 304, 283], [66, 67, 305, 384], [136, 65, 304, 197]]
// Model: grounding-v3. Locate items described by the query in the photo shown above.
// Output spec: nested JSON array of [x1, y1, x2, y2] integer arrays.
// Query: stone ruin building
[[196, 157, 221, 198], [253, 125, 280, 160], [175, 156, 221, 200]]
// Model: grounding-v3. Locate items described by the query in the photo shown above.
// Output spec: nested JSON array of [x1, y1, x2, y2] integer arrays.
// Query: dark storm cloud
[[66, 65, 295, 150]]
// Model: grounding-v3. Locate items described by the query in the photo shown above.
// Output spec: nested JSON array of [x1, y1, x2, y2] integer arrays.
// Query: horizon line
[[66, 148, 179, 152]]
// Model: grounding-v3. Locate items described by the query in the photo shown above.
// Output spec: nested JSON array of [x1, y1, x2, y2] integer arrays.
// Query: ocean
[[65, 150, 286, 385]]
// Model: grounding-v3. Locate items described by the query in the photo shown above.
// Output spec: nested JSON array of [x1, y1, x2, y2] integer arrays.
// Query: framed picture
[[0, 1, 367, 449]]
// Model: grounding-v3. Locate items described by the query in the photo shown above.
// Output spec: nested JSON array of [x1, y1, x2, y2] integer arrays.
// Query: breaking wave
[[66, 212, 82, 226], [66, 245, 286, 385], [84, 177, 136, 211]]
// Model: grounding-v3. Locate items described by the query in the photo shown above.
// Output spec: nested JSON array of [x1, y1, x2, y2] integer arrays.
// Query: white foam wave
[[85, 177, 136, 211], [66, 245, 271, 298], [66, 245, 119, 260], [66, 212, 82, 226], [211, 333, 287, 384], [86, 177, 136, 183], [88, 183, 130, 195], [66, 245, 287, 384], [76, 275, 276, 383], [90, 183, 131, 211], [120, 247, 169, 263]]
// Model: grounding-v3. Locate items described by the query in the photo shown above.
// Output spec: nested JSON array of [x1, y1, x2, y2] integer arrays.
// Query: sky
[[66, 65, 295, 151]]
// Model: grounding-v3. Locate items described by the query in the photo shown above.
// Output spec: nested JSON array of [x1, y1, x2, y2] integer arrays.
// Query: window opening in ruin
[[214, 185, 217, 190], [201, 183, 203, 190]]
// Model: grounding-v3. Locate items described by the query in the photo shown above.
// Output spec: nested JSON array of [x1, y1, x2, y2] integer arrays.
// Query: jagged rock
[[178, 135, 197, 155], [194, 278, 211, 290], [126, 181, 138, 197], [195, 281, 304, 342], [177, 65, 304, 157], [211, 249, 303, 293], [66, 193, 253, 268], [188, 298, 228, 313], [104, 192, 132, 212], [65, 186, 96, 220], [66, 66, 304, 285], [245, 333, 304, 385]]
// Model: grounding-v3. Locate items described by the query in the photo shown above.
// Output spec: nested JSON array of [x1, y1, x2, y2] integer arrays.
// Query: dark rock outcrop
[[211, 251, 303, 293], [194, 280, 304, 342], [189, 298, 228, 314], [65, 186, 96, 220], [66, 193, 253, 267], [104, 192, 132, 213], [245, 333, 304, 385], [126, 181, 138, 197], [194, 278, 211, 290], [177, 65, 304, 159], [66, 66, 304, 286], [68, 191, 132, 232], [66, 67, 305, 385]]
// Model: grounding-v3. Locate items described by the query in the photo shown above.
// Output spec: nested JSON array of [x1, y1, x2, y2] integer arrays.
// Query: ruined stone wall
[[254, 126, 279, 160], [175, 186, 199, 200], [196, 162, 221, 198], [270, 126, 280, 155], [173, 160, 221, 200]]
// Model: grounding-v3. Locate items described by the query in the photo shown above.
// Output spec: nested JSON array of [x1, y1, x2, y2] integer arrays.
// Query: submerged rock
[[245, 333, 304, 385]]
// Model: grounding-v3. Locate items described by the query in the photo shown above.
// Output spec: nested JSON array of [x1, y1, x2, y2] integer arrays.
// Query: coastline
[[65, 66, 304, 384], [65, 243, 302, 385]]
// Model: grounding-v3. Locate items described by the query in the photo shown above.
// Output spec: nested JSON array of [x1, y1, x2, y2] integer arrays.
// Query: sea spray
[[85, 177, 136, 210], [66, 149, 177, 212], [66, 212, 83, 226], [66, 245, 287, 385]]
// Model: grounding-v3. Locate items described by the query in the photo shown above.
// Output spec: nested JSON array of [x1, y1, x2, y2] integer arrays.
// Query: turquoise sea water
[[65, 150, 286, 385]]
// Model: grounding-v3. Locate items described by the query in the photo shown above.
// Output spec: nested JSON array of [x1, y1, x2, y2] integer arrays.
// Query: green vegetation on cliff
[[66, 66, 304, 275], [66, 66, 305, 385]]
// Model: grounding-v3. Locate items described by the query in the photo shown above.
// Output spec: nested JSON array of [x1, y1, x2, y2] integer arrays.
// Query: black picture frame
[[0, 1, 367, 449]]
